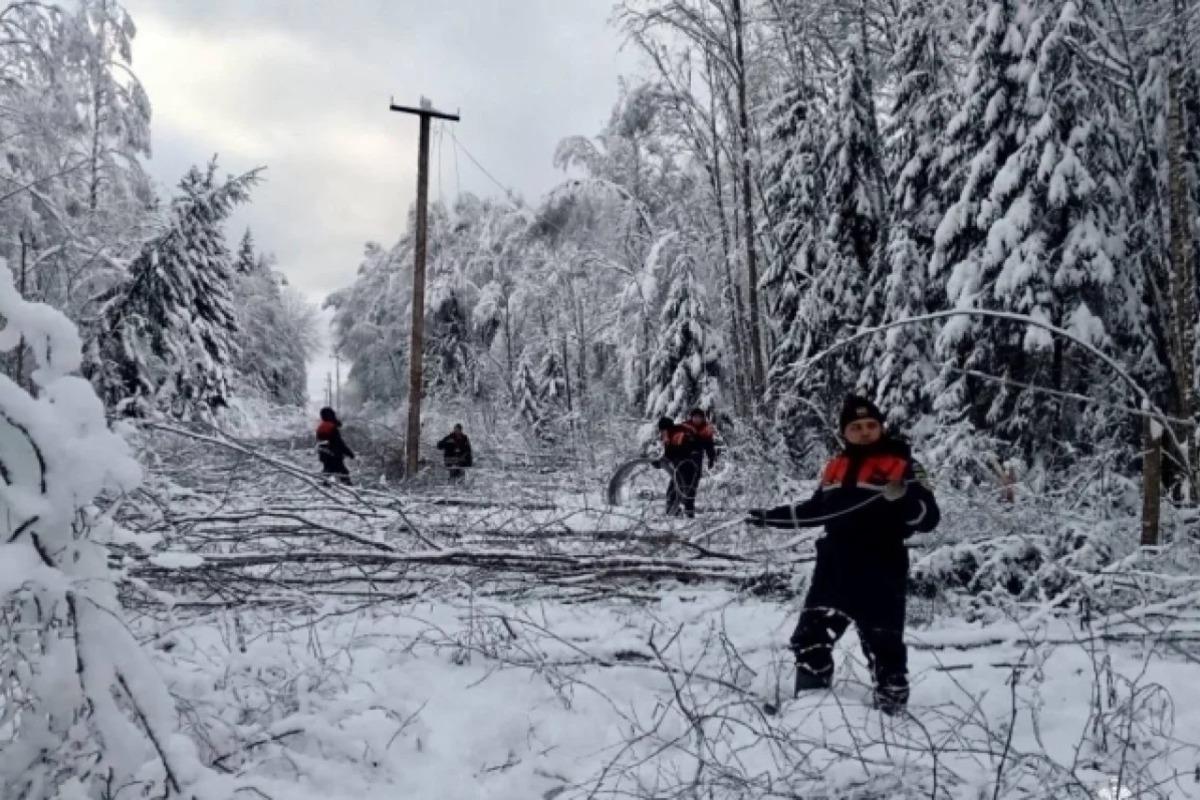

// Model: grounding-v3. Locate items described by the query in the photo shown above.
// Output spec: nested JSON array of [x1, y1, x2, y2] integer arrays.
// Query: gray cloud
[[124, 1, 638, 302]]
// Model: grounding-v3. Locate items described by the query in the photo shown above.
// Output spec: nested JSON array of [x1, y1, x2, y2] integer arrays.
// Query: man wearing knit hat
[[746, 394, 940, 715]]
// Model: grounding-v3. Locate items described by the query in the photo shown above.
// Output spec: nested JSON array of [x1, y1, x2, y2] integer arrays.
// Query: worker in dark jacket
[[654, 408, 717, 517], [436, 424, 473, 481], [746, 395, 939, 715], [315, 407, 355, 484]]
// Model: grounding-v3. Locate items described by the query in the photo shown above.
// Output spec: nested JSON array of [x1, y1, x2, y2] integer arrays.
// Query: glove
[[651, 458, 664, 469], [882, 480, 906, 502], [707, 457, 716, 469], [745, 509, 767, 527]]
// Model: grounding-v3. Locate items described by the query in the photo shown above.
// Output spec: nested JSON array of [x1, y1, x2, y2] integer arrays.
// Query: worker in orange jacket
[[653, 407, 717, 517], [747, 395, 939, 715]]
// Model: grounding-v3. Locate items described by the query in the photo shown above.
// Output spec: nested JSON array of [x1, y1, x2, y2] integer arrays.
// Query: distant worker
[[653, 407, 717, 517], [436, 423, 473, 481], [315, 407, 355, 485]]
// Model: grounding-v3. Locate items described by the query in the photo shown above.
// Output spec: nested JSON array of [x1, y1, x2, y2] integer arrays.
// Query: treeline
[[1, 0, 317, 417], [330, 0, 1200, 483]]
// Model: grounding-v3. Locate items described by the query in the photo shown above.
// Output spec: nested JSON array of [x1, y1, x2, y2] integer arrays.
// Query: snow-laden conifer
[[861, 0, 957, 430], [644, 254, 720, 421], [932, 0, 1130, 453], [768, 41, 884, 447], [91, 160, 258, 417], [930, 0, 1033, 431]]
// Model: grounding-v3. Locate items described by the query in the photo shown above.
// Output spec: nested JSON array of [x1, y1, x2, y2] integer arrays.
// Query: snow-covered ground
[[117, 428, 1200, 800], [149, 586, 1200, 799]]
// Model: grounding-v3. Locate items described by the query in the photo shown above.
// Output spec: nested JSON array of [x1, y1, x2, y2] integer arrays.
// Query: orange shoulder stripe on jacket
[[822, 456, 849, 485], [855, 454, 907, 484], [820, 453, 907, 487]]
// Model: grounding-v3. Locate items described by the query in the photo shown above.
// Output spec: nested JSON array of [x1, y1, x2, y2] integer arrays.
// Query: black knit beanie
[[838, 394, 884, 432]]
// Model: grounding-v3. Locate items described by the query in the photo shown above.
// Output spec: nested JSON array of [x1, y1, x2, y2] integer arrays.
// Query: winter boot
[[794, 666, 832, 697], [873, 684, 909, 716]]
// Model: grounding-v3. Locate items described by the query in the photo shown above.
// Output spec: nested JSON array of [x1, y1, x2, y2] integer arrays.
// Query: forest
[[3, 1, 1200, 798]]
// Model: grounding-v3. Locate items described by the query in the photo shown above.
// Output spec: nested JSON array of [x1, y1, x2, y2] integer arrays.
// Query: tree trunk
[[705, 52, 750, 417], [1167, 64, 1198, 501], [560, 336, 573, 414], [1141, 417, 1163, 546], [89, 0, 108, 213], [15, 231, 28, 392], [503, 291, 515, 404], [731, 0, 766, 399]]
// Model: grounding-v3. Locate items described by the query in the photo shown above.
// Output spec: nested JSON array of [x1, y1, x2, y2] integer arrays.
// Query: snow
[[149, 552, 206, 569], [5, 0, 1198, 795], [84, 413, 1199, 800], [146, 586, 1200, 799]]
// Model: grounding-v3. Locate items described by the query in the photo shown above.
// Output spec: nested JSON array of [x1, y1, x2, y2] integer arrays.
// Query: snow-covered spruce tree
[[0, 262, 231, 798], [618, 231, 674, 412], [759, 80, 826, 321], [930, 0, 1032, 436], [514, 350, 548, 437], [760, 80, 827, 379], [427, 284, 478, 398], [859, 0, 958, 431], [232, 249, 316, 407], [233, 228, 257, 275], [538, 346, 568, 412], [644, 253, 720, 422], [768, 41, 884, 447], [89, 159, 259, 417], [1010, 0, 1130, 451], [934, 0, 1129, 457], [1117, 3, 1200, 481]]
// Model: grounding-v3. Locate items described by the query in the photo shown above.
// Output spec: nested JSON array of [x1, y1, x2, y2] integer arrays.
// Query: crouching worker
[[316, 407, 355, 484], [745, 395, 939, 715]]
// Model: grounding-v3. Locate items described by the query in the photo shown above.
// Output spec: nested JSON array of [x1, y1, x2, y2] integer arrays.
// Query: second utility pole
[[389, 97, 460, 478]]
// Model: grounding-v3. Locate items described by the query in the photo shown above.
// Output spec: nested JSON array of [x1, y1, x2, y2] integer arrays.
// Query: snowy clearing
[[148, 586, 1200, 799], [117, 427, 1200, 800]]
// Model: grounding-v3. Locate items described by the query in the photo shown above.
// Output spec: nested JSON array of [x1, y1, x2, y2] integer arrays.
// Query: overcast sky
[[121, 1, 639, 402]]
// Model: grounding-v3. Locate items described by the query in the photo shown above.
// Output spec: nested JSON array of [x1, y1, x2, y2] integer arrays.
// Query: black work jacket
[[758, 437, 939, 557], [437, 434, 473, 467]]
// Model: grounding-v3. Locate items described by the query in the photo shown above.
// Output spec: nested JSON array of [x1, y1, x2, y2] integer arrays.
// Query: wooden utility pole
[[389, 97, 460, 478]]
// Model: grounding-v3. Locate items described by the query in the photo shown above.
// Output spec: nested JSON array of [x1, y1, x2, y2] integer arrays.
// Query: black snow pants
[[665, 459, 702, 517], [790, 538, 908, 704], [319, 452, 352, 485]]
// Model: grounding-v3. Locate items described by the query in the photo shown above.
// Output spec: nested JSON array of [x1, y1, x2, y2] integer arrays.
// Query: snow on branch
[[801, 308, 1192, 466], [0, 261, 232, 798]]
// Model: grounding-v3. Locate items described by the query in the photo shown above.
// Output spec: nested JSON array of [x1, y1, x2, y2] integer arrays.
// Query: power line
[[946, 365, 1196, 428], [436, 120, 445, 205], [450, 129, 520, 205], [452, 123, 462, 198]]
